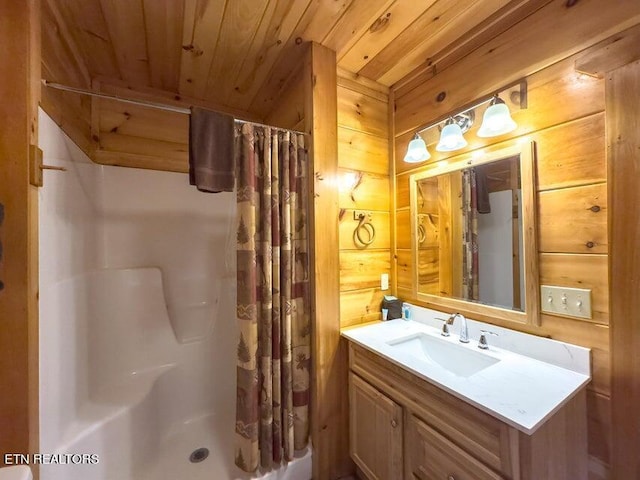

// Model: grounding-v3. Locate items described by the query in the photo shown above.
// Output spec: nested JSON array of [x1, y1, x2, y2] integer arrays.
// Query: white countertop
[[342, 315, 591, 435]]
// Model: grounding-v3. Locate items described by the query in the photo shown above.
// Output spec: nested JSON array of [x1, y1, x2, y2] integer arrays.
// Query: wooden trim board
[[0, 0, 40, 469], [305, 42, 354, 480], [606, 58, 640, 480]]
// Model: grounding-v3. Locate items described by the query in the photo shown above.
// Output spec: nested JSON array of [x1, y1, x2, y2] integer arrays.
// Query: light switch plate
[[540, 285, 592, 320], [380, 273, 389, 291]]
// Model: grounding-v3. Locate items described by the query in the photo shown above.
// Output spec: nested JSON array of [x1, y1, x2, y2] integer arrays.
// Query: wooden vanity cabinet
[[349, 373, 403, 480], [348, 342, 588, 480]]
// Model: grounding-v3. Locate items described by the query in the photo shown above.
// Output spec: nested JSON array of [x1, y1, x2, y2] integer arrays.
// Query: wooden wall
[[336, 69, 391, 328], [0, 0, 40, 465], [40, 0, 265, 174], [391, 3, 640, 478], [268, 44, 354, 480], [41, 0, 93, 156]]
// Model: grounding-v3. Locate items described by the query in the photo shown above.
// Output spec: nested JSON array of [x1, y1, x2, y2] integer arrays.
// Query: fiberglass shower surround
[[37, 110, 311, 480]]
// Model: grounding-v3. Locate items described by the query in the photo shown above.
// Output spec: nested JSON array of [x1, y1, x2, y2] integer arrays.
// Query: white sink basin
[[387, 332, 500, 377]]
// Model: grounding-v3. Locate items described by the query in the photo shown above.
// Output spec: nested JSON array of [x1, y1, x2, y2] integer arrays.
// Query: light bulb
[[436, 122, 467, 152], [478, 97, 517, 137], [404, 134, 430, 163]]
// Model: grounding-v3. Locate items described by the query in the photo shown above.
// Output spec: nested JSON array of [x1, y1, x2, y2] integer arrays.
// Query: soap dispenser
[[402, 302, 412, 321]]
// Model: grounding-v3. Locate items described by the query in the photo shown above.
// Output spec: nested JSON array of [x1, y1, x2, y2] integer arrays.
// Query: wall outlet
[[381, 273, 389, 291], [540, 285, 592, 320]]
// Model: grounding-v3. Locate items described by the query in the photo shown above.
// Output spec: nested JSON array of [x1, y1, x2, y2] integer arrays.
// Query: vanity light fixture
[[477, 95, 518, 137], [402, 81, 526, 163], [403, 133, 431, 163]]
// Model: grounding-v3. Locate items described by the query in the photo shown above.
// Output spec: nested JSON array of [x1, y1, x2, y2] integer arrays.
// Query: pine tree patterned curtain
[[461, 168, 480, 301], [234, 123, 311, 472]]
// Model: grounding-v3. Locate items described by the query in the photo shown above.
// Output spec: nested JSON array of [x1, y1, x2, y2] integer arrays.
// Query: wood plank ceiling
[[44, 0, 546, 119]]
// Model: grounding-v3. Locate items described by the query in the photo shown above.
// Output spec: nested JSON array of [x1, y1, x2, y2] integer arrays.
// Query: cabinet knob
[[391, 419, 398, 428], [447, 475, 456, 480]]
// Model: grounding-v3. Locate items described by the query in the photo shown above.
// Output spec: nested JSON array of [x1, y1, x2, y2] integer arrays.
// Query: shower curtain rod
[[41, 80, 308, 136]]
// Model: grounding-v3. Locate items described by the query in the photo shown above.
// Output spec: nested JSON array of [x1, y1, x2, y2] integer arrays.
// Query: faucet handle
[[435, 317, 451, 337], [478, 330, 498, 350]]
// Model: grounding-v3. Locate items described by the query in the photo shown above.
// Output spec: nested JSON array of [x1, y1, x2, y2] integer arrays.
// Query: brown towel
[[189, 107, 235, 192], [475, 168, 491, 214]]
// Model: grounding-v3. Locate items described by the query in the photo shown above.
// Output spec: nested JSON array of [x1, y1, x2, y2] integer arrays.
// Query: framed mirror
[[409, 141, 539, 325]]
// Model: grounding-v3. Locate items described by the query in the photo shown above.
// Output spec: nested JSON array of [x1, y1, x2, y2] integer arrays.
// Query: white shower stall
[[37, 110, 311, 480]]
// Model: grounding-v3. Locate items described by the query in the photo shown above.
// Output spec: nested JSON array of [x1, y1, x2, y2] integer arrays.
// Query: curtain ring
[[354, 214, 375, 247]]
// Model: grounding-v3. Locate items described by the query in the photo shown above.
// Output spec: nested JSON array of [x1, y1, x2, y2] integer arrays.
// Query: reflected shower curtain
[[461, 169, 479, 301], [234, 124, 311, 472]]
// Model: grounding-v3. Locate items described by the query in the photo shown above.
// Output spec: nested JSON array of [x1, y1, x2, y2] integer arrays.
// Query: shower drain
[[189, 447, 210, 463]]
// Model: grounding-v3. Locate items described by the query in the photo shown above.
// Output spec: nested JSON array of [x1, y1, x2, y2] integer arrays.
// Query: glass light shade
[[404, 134, 430, 163], [436, 122, 467, 152], [478, 102, 517, 137]]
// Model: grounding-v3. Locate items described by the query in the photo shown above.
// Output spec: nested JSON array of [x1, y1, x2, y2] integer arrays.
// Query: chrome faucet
[[443, 313, 470, 343]]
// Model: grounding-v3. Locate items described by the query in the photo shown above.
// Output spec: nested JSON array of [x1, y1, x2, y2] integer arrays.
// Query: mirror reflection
[[415, 156, 524, 311]]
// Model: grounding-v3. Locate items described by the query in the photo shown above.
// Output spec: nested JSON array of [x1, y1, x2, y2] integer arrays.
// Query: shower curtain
[[462, 168, 479, 301], [234, 124, 311, 472]]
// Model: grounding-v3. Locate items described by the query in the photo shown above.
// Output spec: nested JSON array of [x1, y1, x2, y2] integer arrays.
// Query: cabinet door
[[408, 414, 507, 480], [349, 373, 403, 480]]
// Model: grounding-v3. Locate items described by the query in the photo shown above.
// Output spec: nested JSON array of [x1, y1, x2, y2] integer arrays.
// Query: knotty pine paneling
[[606, 59, 640, 480], [98, 99, 188, 143], [395, 55, 605, 175], [338, 86, 388, 138], [393, 0, 639, 136], [98, 133, 187, 164], [340, 288, 386, 328], [338, 169, 390, 212], [535, 113, 606, 191], [41, 0, 94, 157], [40, 84, 93, 157], [538, 184, 608, 254], [390, 23, 631, 476], [587, 391, 612, 465], [0, 0, 40, 460], [265, 62, 306, 131], [539, 254, 608, 325], [395, 249, 412, 291], [339, 210, 390, 251], [337, 81, 390, 328], [340, 251, 391, 292], [395, 209, 410, 250], [396, 172, 411, 209], [304, 43, 354, 480], [338, 128, 389, 175]]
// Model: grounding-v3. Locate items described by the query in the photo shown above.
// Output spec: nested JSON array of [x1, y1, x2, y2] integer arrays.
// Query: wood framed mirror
[[409, 141, 539, 326]]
